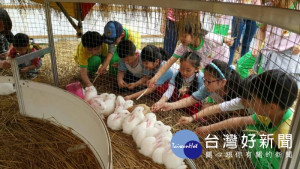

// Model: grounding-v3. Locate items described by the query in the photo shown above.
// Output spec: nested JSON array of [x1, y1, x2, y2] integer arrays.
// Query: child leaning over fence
[[5, 33, 42, 79], [152, 52, 204, 116], [147, 20, 233, 88], [124, 45, 174, 100], [160, 59, 242, 113], [117, 40, 151, 91], [186, 69, 297, 169], [74, 31, 108, 87]]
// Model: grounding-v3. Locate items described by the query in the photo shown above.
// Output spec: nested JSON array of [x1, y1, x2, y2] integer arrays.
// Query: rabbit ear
[[99, 101, 106, 110], [137, 112, 145, 120], [113, 114, 121, 120]]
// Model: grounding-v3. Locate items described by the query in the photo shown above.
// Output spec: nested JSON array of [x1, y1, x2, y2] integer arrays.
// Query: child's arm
[[127, 76, 150, 90], [98, 45, 114, 74], [160, 96, 198, 111], [124, 86, 156, 100], [178, 98, 245, 124], [117, 71, 128, 88], [152, 84, 175, 112], [98, 53, 112, 74], [195, 116, 256, 138], [148, 56, 178, 88], [21, 58, 40, 72], [21, 65, 37, 73], [152, 96, 169, 112], [80, 68, 93, 87]]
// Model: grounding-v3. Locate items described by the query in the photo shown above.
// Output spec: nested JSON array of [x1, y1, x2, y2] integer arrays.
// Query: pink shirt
[[262, 25, 300, 54], [166, 8, 176, 22], [216, 15, 232, 26], [173, 33, 229, 67]]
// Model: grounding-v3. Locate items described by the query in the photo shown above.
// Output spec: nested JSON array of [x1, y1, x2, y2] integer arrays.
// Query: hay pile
[[0, 94, 101, 168]]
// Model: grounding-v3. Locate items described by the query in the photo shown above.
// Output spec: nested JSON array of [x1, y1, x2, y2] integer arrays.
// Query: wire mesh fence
[[1, 0, 299, 168]]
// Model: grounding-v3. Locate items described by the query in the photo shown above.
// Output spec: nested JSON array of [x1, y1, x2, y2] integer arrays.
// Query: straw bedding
[[0, 94, 101, 169], [0, 40, 255, 169]]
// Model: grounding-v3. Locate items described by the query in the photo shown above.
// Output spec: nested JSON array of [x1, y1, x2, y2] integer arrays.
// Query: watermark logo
[[171, 130, 202, 159]]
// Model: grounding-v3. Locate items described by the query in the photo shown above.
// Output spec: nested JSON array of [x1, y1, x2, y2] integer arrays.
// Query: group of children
[[1, 5, 299, 168], [75, 18, 298, 169], [0, 8, 42, 79]]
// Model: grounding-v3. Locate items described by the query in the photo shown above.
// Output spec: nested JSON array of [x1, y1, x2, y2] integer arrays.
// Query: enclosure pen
[[1, 0, 300, 169]]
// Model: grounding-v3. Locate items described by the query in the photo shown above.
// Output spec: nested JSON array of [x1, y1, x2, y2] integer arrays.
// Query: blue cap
[[103, 21, 123, 44]]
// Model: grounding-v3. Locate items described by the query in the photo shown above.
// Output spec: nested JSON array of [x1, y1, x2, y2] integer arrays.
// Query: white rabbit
[[133, 113, 157, 148], [132, 113, 157, 140], [139, 136, 157, 157], [84, 85, 97, 101], [152, 137, 171, 164], [163, 147, 186, 169], [99, 94, 116, 116], [156, 125, 173, 140], [114, 96, 133, 112], [116, 95, 125, 107], [89, 97, 105, 119], [124, 100, 134, 109], [146, 121, 165, 137], [122, 107, 145, 135], [107, 109, 130, 130], [0, 83, 15, 95], [139, 133, 171, 158], [98, 93, 109, 100]]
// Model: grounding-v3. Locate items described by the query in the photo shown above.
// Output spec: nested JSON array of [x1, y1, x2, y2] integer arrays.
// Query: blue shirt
[[118, 55, 151, 78], [155, 61, 173, 85], [191, 85, 211, 101]]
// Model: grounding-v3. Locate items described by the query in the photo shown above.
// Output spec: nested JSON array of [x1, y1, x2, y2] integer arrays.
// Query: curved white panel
[[0, 76, 112, 169]]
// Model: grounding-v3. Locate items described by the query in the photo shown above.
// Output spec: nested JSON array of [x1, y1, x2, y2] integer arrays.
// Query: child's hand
[[124, 96, 131, 100], [179, 87, 188, 95], [0, 52, 8, 59], [151, 101, 164, 112], [195, 126, 211, 138], [147, 77, 157, 88], [178, 116, 193, 125], [127, 83, 136, 90], [2, 60, 11, 69], [224, 36, 234, 46], [292, 44, 300, 55], [21, 67, 29, 73], [111, 63, 118, 68], [118, 80, 128, 88], [160, 102, 173, 111], [251, 49, 259, 58], [97, 66, 108, 75]]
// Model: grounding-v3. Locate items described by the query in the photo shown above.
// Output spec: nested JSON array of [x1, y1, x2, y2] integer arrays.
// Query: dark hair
[[250, 69, 298, 110], [0, 8, 13, 43], [117, 40, 136, 58], [141, 45, 171, 62], [238, 74, 257, 100], [181, 20, 208, 37], [175, 52, 202, 94], [13, 33, 29, 48], [81, 31, 103, 48], [204, 59, 242, 101]]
